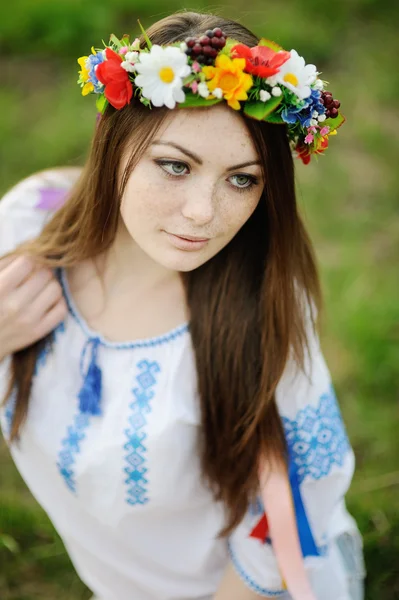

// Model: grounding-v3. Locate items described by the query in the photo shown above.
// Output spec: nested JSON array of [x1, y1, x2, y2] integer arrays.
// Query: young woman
[[0, 10, 365, 600]]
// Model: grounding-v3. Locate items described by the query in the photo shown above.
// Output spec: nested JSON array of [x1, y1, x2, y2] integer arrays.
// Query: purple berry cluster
[[184, 27, 227, 65], [321, 91, 341, 119]]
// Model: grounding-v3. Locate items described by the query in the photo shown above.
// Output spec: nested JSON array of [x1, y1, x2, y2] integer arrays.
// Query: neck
[[97, 220, 181, 298]]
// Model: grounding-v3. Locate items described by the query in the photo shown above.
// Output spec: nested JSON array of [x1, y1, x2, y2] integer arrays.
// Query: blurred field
[[1, 1, 398, 599]]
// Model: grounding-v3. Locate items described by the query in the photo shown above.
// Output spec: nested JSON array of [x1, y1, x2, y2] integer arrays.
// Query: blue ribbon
[[78, 338, 102, 415], [288, 456, 320, 557]]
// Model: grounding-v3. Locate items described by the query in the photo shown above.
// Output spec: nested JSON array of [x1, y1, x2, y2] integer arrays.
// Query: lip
[[171, 233, 210, 241], [163, 231, 210, 251]]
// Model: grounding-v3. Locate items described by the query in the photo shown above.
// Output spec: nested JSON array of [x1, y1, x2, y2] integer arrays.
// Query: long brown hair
[[2, 10, 321, 535]]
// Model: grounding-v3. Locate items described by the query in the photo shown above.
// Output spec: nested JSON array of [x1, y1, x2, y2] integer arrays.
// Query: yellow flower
[[78, 56, 90, 81], [202, 54, 253, 110], [77, 56, 94, 96]]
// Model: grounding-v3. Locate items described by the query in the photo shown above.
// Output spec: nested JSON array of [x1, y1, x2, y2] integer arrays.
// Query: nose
[[180, 179, 215, 225]]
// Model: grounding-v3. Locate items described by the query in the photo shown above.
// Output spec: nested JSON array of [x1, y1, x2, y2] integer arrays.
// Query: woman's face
[[118, 104, 264, 273]]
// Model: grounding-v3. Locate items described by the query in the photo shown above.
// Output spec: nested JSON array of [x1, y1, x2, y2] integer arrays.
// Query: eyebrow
[[151, 141, 261, 171]]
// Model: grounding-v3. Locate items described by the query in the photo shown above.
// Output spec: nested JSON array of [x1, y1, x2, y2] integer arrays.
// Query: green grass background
[[0, 1, 398, 598]]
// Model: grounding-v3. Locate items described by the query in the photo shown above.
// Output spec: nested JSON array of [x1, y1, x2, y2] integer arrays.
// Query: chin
[[155, 251, 212, 273]]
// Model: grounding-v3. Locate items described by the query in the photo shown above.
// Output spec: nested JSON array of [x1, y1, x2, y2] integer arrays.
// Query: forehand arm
[[259, 462, 317, 600]]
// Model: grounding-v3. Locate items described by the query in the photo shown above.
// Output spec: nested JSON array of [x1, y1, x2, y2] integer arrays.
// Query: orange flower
[[202, 54, 253, 110]]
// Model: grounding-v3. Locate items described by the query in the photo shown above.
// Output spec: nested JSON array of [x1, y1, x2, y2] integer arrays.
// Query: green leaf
[[137, 19, 152, 49], [183, 74, 197, 86], [222, 38, 241, 55], [258, 38, 283, 52], [139, 97, 151, 107], [243, 96, 283, 120], [178, 94, 223, 109], [264, 111, 285, 124], [0, 534, 20, 554], [109, 33, 122, 49], [323, 112, 346, 132], [96, 94, 108, 114]]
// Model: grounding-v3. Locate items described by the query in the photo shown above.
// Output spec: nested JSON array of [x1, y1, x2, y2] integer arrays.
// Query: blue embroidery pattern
[[2, 392, 17, 441], [282, 385, 351, 484], [124, 359, 161, 505], [34, 321, 66, 375], [56, 412, 90, 492]]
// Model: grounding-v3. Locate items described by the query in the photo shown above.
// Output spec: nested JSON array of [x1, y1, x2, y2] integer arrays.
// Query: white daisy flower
[[134, 45, 192, 109], [198, 82, 210, 98], [275, 49, 317, 100], [260, 90, 271, 102]]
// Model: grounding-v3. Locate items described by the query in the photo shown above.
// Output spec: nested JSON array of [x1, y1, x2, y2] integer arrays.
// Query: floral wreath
[[77, 22, 345, 164]]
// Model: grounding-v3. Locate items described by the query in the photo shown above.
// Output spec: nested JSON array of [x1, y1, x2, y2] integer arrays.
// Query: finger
[[27, 278, 64, 322], [0, 256, 35, 293], [10, 268, 54, 309], [0, 255, 17, 271], [32, 299, 67, 341]]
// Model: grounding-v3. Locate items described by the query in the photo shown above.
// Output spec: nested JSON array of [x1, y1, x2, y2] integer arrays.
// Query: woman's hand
[[0, 255, 67, 360]]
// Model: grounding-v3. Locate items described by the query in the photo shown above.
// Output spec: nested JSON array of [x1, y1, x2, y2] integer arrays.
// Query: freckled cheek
[[217, 193, 260, 237], [120, 177, 181, 230]]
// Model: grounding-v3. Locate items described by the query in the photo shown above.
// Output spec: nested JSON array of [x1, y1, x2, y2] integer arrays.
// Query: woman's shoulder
[[0, 167, 82, 257], [0, 166, 82, 209]]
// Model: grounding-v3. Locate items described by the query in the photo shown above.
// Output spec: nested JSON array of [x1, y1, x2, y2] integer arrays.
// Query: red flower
[[231, 44, 290, 78], [96, 47, 133, 110], [296, 136, 329, 165]]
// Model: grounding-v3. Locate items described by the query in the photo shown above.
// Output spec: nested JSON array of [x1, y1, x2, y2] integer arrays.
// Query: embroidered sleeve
[[0, 168, 79, 258], [227, 324, 355, 597]]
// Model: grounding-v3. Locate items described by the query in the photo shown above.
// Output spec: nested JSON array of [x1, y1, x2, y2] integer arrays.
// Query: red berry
[[212, 27, 224, 38], [185, 37, 196, 48], [199, 35, 211, 46], [324, 97, 334, 107], [208, 47, 218, 59], [333, 99, 341, 108], [192, 44, 202, 55], [212, 37, 226, 49], [196, 54, 205, 63], [330, 108, 338, 118], [205, 29, 214, 38], [324, 91, 333, 97]]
